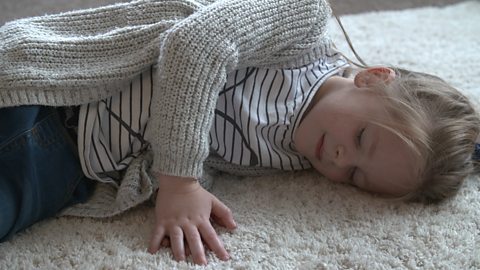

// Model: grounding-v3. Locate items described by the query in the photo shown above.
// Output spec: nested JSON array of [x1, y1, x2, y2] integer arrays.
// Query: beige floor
[[0, 0, 467, 24], [331, 0, 466, 14]]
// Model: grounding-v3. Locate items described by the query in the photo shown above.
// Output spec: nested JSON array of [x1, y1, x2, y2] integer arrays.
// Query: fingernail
[[174, 253, 185, 261]]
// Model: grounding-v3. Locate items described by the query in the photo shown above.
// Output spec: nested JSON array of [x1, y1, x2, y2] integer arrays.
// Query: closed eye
[[350, 127, 366, 183], [356, 127, 366, 146]]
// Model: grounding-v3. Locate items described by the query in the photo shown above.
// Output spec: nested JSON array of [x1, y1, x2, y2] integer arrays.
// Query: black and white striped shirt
[[78, 54, 348, 183], [78, 67, 154, 185], [210, 53, 348, 170]]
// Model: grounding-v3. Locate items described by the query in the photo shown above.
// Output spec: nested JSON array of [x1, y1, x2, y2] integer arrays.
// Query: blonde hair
[[334, 15, 480, 204]]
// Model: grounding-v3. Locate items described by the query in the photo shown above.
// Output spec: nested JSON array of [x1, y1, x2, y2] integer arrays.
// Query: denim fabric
[[0, 106, 93, 242]]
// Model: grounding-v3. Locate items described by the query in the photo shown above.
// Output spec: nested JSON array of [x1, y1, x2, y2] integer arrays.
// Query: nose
[[332, 145, 350, 168]]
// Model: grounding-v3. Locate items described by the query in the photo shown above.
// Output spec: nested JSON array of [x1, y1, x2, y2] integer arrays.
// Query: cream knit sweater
[[0, 0, 332, 217]]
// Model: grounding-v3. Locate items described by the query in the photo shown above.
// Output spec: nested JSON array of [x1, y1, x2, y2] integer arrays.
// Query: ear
[[354, 67, 396, 88]]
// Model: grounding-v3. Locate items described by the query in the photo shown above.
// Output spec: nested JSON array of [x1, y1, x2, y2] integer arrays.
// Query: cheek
[[312, 162, 347, 183], [319, 112, 356, 140]]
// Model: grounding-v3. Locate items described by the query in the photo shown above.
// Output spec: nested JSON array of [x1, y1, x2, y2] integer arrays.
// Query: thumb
[[211, 197, 236, 230]]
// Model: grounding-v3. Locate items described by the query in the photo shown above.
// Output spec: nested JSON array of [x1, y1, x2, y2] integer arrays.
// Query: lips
[[315, 134, 325, 161]]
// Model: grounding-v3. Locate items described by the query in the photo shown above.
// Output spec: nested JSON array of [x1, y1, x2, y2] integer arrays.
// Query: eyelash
[[356, 128, 366, 146], [349, 127, 366, 182]]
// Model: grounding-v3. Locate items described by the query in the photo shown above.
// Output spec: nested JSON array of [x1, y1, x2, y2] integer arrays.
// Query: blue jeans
[[0, 106, 93, 242]]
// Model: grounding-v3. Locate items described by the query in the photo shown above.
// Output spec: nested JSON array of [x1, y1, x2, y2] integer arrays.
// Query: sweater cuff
[[150, 147, 206, 179]]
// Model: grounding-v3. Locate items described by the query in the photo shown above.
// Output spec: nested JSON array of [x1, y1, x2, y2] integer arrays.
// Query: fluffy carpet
[[1, 2, 479, 269]]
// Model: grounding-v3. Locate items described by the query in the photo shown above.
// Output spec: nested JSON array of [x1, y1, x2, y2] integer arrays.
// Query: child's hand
[[148, 173, 236, 265]]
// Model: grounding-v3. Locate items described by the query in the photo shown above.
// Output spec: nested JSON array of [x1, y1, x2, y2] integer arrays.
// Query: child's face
[[294, 73, 420, 197]]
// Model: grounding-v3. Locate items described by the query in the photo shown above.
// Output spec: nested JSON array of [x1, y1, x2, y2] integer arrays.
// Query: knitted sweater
[[0, 0, 332, 217]]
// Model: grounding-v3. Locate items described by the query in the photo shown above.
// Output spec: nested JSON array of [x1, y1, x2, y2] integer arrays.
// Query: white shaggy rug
[[1, 2, 479, 269]]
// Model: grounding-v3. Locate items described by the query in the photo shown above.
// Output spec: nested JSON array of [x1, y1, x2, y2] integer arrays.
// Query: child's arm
[[0, 0, 189, 100], [143, 0, 332, 263], [145, 0, 332, 264], [147, 0, 331, 181]]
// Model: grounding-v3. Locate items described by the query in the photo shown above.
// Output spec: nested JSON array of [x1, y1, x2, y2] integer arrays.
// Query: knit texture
[[0, 0, 179, 104], [0, 0, 332, 180]]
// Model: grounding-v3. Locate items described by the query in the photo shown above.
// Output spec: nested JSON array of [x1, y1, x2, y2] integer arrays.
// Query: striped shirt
[[210, 52, 348, 170], [78, 53, 348, 183], [78, 66, 154, 185]]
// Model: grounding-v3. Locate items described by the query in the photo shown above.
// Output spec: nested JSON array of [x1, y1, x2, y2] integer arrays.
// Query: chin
[[310, 164, 324, 176]]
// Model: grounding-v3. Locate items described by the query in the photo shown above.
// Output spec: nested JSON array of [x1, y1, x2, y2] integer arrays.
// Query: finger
[[148, 226, 165, 254], [199, 222, 229, 261], [211, 198, 236, 230], [204, 239, 212, 251], [183, 225, 207, 265], [169, 227, 186, 261]]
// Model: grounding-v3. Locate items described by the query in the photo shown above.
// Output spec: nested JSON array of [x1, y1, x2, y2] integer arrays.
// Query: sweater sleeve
[[146, 0, 332, 178], [0, 0, 200, 106]]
